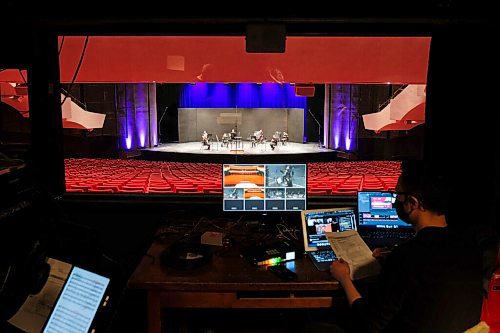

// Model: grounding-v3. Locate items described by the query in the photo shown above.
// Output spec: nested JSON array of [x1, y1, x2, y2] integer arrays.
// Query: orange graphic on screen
[[223, 165, 265, 187], [244, 188, 265, 199]]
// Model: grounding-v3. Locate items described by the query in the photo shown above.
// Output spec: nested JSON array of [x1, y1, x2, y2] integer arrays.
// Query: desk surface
[[128, 241, 339, 292]]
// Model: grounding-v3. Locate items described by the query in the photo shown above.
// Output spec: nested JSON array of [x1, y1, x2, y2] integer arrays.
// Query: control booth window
[[55, 36, 429, 196]]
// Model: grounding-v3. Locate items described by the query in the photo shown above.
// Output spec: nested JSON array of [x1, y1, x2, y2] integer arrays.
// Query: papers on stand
[[8, 258, 72, 333], [326, 230, 381, 280]]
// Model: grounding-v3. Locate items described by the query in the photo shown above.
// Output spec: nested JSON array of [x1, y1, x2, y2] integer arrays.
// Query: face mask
[[393, 199, 412, 224]]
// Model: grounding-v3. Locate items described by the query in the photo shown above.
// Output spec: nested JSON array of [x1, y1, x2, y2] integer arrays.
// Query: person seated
[[327, 160, 487, 333], [270, 133, 279, 150], [251, 131, 258, 147], [221, 133, 229, 147], [251, 129, 264, 147], [201, 130, 210, 150], [257, 129, 264, 143], [281, 131, 289, 145], [230, 128, 236, 140]]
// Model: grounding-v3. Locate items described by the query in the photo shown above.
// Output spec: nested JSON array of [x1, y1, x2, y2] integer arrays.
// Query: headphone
[[0, 237, 50, 321], [159, 241, 212, 269]]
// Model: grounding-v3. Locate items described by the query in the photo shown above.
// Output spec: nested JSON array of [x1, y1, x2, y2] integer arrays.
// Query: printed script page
[[326, 230, 380, 280]]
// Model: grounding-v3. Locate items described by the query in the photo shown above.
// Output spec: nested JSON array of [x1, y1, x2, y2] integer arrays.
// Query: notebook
[[357, 191, 415, 248], [42, 266, 110, 333], [301, 207, 357, 271]]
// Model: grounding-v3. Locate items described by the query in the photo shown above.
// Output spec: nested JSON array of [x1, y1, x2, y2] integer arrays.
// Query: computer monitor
[[357, 191, 412, 229], [222, 164, 306, 211]]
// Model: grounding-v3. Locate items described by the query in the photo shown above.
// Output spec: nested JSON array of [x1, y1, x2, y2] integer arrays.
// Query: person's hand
[[330, 258, 351, 284], [372, 247, 391, 260]]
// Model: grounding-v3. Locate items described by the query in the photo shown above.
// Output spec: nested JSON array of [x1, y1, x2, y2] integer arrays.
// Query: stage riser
[[139, 150, 340, 163]]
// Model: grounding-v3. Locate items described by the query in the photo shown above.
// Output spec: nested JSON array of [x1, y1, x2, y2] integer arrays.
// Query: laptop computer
[[301, 207, 357, 271], [357, 191, 415, 248], [42, 265, 110, 333]]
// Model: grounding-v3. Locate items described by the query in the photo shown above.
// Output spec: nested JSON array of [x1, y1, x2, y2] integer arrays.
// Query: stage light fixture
[[294, 85, 315, 97]]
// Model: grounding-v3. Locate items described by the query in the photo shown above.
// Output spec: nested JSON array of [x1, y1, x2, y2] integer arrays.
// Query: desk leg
[[148, 292, 161, 333]]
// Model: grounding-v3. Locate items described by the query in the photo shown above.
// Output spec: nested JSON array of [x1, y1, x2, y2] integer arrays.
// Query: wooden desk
[[128, 241, 341, 333]]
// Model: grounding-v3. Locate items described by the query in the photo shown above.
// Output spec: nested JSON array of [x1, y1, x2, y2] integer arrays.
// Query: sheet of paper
[[8, 258, 72, 333], [326, 230, 380, 280]]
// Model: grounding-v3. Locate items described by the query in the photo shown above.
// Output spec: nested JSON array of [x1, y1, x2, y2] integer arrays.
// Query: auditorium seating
[[64, 158, 401, 195], [481, 248, 500, 333]]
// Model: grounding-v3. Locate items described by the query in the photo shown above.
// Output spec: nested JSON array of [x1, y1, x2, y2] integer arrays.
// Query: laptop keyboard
[[311, 250, 336, 262], [361, 230, 414, 240]]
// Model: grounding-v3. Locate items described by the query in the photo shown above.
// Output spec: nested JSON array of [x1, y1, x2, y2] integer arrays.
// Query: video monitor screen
[[357, 191, 413, 229], [223, 164, 306, 211]]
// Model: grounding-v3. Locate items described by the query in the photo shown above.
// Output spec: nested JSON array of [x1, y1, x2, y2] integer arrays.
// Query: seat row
[[65, 158, 401, 195]]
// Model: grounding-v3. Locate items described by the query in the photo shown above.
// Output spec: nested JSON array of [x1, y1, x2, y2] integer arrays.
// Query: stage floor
[[140, 141, 339, 163], [147, 141, 331, 155]]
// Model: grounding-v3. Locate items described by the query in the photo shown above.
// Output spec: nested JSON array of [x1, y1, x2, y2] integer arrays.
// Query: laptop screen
[[357, 191, 412, 229], [301, 207, 357, 251], [43, 266, 110, 333]]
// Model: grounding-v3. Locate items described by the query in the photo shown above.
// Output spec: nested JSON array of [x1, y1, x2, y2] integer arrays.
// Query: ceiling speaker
[[246, 24, 286, 53], [294, 85, 315, 97]]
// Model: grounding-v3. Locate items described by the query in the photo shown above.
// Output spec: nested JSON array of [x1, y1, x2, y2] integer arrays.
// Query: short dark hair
[[399, 160, 450, 215]]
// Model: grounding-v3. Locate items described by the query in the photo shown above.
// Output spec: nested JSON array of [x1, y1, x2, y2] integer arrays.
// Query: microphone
[[159, 105, 168, 123], [307, 109, 323, 148], [158, 106, 169, 143]]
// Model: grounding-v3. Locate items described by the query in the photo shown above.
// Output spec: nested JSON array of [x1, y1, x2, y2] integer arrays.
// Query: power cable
[[61, 36, 89, 106]]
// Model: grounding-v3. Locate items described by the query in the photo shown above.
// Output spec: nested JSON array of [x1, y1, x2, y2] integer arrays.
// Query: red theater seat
[[308, 188, 331, 195], [148, 188, 174, 194], [333, 187, 359, 195], [481, 248, 500, 332], [88, 188, 114, 193], [203, 188, 222, 194], [174, 187, 199, 193], [95, 185, 120, 192], [66, 188, 85, 192]]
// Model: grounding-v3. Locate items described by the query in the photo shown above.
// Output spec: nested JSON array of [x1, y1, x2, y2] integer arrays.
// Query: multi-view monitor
[[223, 164, 306, 211]]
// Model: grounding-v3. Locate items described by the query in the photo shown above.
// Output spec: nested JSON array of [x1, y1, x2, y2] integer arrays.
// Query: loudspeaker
[[246, 24, 286, 53], [294, 85, 315, 97]]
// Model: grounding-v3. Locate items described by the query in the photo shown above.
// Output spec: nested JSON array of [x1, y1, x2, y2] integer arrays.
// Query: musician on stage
[[201, 130, 210, 150], [221, 132, 229, 147], [281, 131, 289, 145], [281, 165, 294, 186], [270, 132, 279, 150], [251, 129, 264, 147]]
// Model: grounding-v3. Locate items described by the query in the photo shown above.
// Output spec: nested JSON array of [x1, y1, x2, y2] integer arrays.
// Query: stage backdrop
[[178, 108, 304, 143]]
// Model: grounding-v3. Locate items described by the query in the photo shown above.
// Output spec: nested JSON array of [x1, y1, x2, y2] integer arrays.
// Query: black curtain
[[156, 84, 180, 143]]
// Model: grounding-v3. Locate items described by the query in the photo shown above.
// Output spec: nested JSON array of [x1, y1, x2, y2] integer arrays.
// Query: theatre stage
[[140, 141, 340, 163]]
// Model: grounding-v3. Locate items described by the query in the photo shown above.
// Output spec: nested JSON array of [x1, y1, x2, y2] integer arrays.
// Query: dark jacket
[[351, 227, 483, 333]]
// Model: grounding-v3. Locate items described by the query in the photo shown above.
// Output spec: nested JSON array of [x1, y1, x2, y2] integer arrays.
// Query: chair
[[200, 138, 211, 150], [215, 135, 220, 151], [259, 138, 267, 152]]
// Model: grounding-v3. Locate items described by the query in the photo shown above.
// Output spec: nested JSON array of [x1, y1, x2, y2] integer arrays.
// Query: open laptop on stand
[[357, 191, 415, 248], [300, 207, 357, 271]]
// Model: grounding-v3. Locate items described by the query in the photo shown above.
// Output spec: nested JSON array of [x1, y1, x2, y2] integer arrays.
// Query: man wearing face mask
[[327, 160, 487, 333]]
